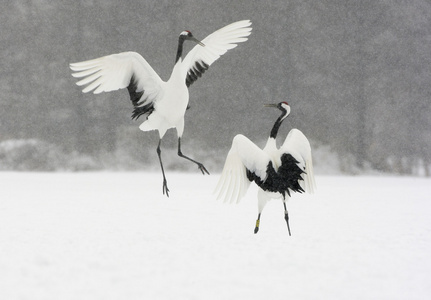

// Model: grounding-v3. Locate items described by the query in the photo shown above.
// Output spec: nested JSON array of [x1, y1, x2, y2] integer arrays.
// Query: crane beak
[[264, 104, 278, 108], [191, 37, 205, 47]]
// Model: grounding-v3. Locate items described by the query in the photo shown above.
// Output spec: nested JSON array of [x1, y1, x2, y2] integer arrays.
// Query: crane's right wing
[[214, 134, 270, 204], [181, 20, 252, 87], [70, 52, 164, 110]]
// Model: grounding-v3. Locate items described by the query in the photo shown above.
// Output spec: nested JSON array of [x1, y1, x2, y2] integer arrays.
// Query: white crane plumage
[[70, 20, 252, 197], [215, 102, 316, 234]]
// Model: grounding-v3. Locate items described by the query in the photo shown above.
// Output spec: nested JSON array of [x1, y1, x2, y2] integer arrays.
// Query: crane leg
[[283, 202, 291, 236], [177, 138, 210, 175], [254, 213, 261, 234], [157, 139, 170, 197]]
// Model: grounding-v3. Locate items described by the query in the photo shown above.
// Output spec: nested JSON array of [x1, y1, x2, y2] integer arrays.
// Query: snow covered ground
[[0, 172, 430, 300]]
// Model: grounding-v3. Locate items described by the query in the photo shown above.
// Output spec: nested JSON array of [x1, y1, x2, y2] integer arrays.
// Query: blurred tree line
[[1, 0, 430, 175]]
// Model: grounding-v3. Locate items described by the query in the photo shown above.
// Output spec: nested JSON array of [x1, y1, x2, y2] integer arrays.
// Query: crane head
[[264, 102, 291, 118], [264, 102, 289, 110], [180, 30, 205, 47]]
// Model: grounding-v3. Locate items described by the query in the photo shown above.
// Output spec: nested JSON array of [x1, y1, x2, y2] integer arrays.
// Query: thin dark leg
[[283, 202, 291, 236], [157, 139, 169, 197], [254, 213, 261, 234], [177, 138, 209, 175]]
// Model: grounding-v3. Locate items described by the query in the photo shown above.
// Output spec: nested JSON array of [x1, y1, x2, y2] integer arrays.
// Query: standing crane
[[215, 102, 316, 234], [70, 20, 252, 197]]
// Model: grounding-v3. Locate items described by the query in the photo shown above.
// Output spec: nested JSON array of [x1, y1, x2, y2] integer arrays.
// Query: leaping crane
[[70, 20, 252, 197], [215, 102, 316, 234]]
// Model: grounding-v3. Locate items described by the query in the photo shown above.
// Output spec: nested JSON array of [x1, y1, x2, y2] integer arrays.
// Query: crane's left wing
[[214, 134, 270, 204], [280, 129, 316, 194], [70, 52, 164, 119], [181, 20, 252, 87]]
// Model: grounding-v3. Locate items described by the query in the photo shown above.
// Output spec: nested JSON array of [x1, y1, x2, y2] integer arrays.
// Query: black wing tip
[[131, 103, 154, 120], [186, 61, 209, 87], [127, 75, 140, 104], [127, 74, 156, 120]]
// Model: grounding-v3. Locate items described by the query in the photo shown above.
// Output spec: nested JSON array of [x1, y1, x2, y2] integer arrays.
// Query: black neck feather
[[270, 110, 287, 139], [175, 37, 186, 63]]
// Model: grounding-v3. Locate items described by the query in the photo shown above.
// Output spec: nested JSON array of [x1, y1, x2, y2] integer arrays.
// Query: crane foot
[[162, 179, 170, 197], [197, 163, 210, 175], [254, 219, 260, 234]]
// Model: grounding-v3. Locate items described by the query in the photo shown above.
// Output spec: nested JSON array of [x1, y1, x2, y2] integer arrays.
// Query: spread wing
[[280, 129, 316, 194], [214, 134, 270, 204], [181, 20, 252, 87], [70, 52, 164, 118]]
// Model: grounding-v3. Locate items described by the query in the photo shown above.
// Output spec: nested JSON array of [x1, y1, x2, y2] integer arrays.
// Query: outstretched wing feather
[[214, 134, 271, 204], [70, 51, 163, 108], [182, 20, 252, 87], [280, 129, 316, 194]]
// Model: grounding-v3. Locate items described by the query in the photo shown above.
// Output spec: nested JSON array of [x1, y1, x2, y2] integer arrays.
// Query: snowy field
[[1, 172, 430, 300]]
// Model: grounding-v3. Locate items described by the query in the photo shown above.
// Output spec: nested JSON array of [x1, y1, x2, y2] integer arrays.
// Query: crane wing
[[181, 20, 252, 87], [70, 52, 164, 113], [215, 134, 270, 204], [280, 129, 316, 194]]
